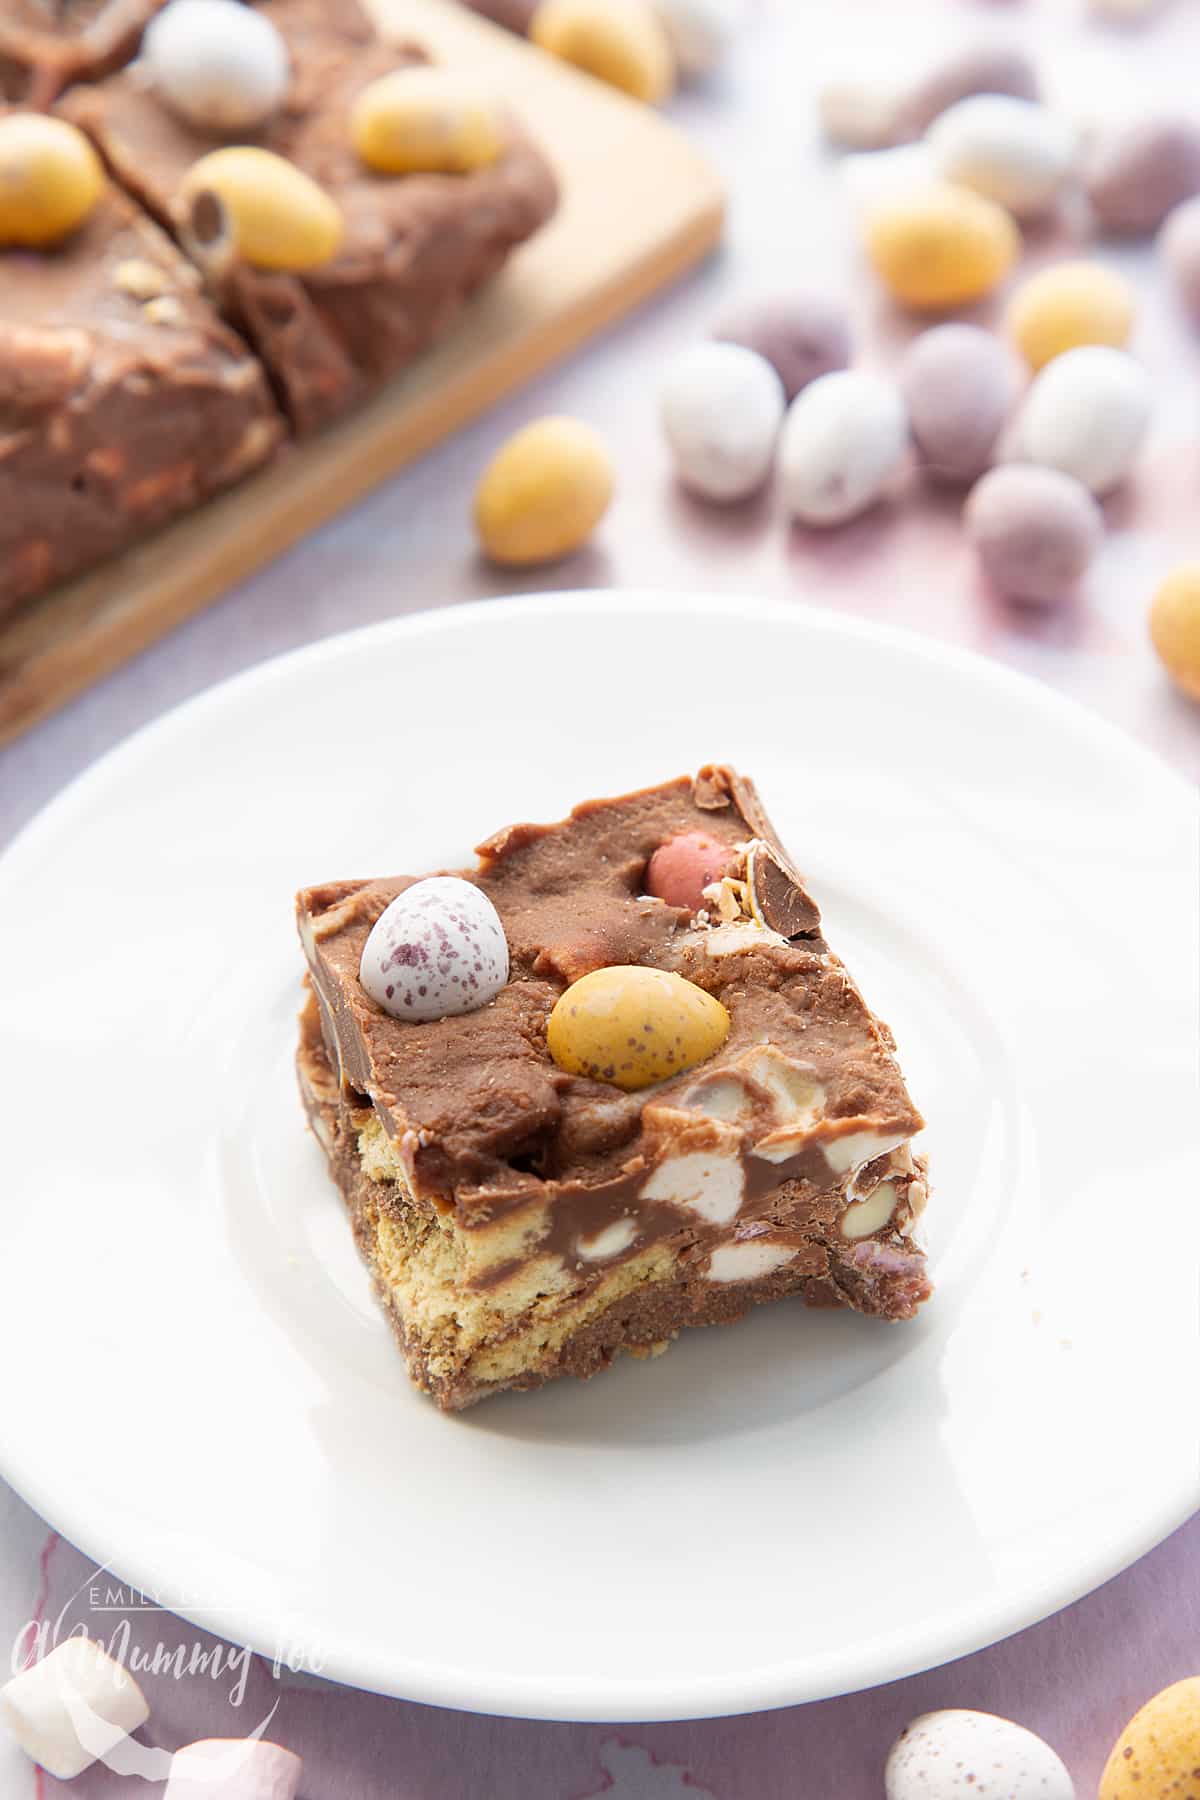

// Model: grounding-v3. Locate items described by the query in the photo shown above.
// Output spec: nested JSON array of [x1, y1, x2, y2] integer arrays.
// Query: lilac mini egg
[[714, 291, 852, 401], [900, 323, 1021, 483], [359, 876, 509, 1021], [1086, 116, 1200, 235]]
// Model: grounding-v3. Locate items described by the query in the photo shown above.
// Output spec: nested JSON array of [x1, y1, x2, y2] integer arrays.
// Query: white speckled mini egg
[[1016, 343, 1150, 494], [778, 368, 909, 526], [144, 0, 290, 133], [359, 877, 509, 1022], [660, 342, 785, 502], [928, 95, 1077, 220], [886, 1709, 1075, 1800], [652, 0, 740, 79]]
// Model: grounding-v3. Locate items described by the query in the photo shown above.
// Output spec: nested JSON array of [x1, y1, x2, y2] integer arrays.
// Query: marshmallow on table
[[165, 1737, 303, 1798], [0, 1636, 150, 1779]]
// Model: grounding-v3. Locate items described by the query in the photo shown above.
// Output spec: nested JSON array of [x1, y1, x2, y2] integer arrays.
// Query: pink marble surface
[[1, 0, 1197, 1793]]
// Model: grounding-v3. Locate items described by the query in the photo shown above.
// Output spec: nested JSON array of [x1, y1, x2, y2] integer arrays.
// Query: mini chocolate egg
[[898, 43, 1040, 138], [350, 68, 506, 176], [359, 877, 509, 1022], [652, 0, 739, 79], [1007, 259, 1135, 369], [474, 417, 614, 565], [530, 0, 674, 104], [547, 966, 731, 1091], [900, 322, 1022, 482], [143, 0, 289, 133], [965, 463, 1103, 603], [818, 43, 1038, 152], [660, 342, 785, 502], [714, 291, 852, 401], [1016, 343, 1150, 493], [1149, 566, 1200, 699], [1099, 1677, 1200, 1800], [1086, 116, 1200, 235], [1159, 196, 1200, 320], [818, 74, 908, 151], [779, 369, 909, 527], [863, 183, 1020, 311], [179, 147, 342, 271], [645, 832, 733, 911], [886, 1709, 1075, 1800], [463, 0, 539, 30], [0, 115, 105, 247], [927, 94, 1077, 220]]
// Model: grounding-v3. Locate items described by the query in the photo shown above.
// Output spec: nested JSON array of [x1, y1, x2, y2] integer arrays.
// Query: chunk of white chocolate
[[641, 1149, 744, 1223], [164, 1737, 303, 1798], [708, 1241, 796, 1282], [0, 1638, 150, 1780]]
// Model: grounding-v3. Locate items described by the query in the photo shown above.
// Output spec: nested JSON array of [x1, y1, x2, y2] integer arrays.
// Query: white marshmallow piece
[[640, 1149, 744, 1223], [927, 94, 1077, 219], [660, 342, 785, 502], [707, 1240, 795, 1282], [1017, 344, 1151, 494], [0, 1638, 150, 1780], [144, 0, 290, 132], [779, 370, 909, 526], [165, 1738, 303, 1799], [359, 876, 509, 1022], [652, 0, 740, 79]]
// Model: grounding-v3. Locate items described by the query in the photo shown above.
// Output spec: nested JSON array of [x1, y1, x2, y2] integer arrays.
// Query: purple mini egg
[[1086, 116, 1200, 235], [1159, 194, 1200, 319], [901, 323, 1022, 483], [714, 291, 852, 401], [964, 463, 1103, 604], [460, 0, 538, 31], [897, 42, 1040, 139], [359, 877, 510, 1021]]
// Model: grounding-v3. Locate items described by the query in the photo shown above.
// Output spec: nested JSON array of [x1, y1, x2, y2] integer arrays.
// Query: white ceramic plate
[[1, 593, 1196, 1723]]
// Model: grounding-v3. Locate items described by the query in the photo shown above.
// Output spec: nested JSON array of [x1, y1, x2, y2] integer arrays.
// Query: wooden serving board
[[0, 0, 724, 748]]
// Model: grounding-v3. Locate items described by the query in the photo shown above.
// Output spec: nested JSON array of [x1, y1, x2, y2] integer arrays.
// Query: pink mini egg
[[645, 832, 734, 912]]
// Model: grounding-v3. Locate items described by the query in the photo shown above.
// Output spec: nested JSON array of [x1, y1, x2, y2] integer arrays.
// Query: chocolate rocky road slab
[[0, 0, 723, 745], [296, 765, 932, 1410]]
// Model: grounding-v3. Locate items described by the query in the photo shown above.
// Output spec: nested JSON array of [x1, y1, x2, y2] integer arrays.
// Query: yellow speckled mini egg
[[1008, 260, 1135, 371], [474, 416, 614, 566], [1149, 565, 1200, 699], [547, 966, 731, 1091], [179, 147, 342, 272], [1099, 1678, 1200, 1800], [0, 115, 105, 248], [531, 0, 674, 104], [350, 67, 506, 175], [863, 183, 1019, 310]]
